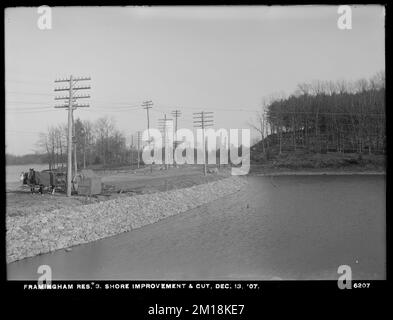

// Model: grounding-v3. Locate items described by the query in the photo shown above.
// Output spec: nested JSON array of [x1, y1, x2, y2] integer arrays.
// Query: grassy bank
[[249, 150, 385, 174]]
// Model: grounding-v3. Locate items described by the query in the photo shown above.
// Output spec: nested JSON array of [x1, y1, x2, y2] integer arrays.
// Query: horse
[[21, 168, 56, 195], [20, 170, 35, 194]]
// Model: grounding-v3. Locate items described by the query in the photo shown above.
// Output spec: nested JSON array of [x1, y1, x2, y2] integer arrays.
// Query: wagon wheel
[[54, 173, 67, 193], [72, 174, 83, 193]]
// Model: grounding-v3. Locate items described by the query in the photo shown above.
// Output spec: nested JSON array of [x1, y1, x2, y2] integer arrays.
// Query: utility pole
[[136, 131, 141, 169], [142, 100, 153, 173], [171, 110, 181, 163], [72, 110, 77, 176], [83, 129, 87, 169], [171, 110, 181, 137], [54, 76, 91, 196], [158, 114, 173, 170], [130, 134, 134, 168], [193, 111, 214, 176]]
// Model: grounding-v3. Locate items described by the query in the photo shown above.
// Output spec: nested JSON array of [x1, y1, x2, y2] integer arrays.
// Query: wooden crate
[[78, 177, 102, 195]]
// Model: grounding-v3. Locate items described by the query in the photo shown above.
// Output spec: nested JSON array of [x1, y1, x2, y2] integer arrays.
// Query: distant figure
[[207, 168, 219, 174], [27, 168, 37, 194], [20, 172, 28, 185]]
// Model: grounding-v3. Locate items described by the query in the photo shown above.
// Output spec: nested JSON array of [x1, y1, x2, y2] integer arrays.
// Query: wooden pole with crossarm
[[54, 76, 91, 196], [142, 100, 153, 173], [193, 111, 214, 176]]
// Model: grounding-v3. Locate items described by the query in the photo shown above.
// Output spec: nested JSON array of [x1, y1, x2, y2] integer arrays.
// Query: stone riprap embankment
[[7, 176, 247, 263]]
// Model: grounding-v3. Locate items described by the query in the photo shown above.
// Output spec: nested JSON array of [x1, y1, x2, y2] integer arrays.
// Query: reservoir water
[[7, 174, 385, 280]]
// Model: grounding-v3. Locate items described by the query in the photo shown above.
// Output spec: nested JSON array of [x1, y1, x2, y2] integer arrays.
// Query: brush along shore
[[249, 151, 385, 174]]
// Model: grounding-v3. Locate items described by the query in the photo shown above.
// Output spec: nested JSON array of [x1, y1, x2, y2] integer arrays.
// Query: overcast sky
[[5, 5, 385, 155]]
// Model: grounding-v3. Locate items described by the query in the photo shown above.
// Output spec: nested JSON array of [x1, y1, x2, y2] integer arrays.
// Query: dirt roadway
[[100, 165, 230, 193], [7, 174, 385, 280], [6, 165, 230, 218]]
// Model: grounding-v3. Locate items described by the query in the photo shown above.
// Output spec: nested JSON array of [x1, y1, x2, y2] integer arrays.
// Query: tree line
[[252, 71, 385, 155], [34, 116, 245, 170], [6, 153, 48, 166], [35, 116, 138, 170]]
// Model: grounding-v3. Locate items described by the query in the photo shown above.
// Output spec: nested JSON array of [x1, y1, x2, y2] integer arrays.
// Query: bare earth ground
[[6, 165, 231, 218]]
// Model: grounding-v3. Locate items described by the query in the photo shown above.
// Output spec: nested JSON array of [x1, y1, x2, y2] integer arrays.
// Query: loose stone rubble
[[7, 176, 247, 263]]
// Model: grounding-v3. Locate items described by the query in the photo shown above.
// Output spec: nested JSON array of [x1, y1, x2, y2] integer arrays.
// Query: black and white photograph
[[4, 4, 386, 287]]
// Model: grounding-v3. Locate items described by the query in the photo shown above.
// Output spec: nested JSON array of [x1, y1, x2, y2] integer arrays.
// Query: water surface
[[7, 175, 385, 280]]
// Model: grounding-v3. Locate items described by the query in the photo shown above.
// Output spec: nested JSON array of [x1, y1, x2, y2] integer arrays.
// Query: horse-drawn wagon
[[21, 168, 67, 194], [20, 168, 101, 195]]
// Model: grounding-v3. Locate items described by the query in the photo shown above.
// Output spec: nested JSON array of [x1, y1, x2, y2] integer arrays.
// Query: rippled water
[[8, 174, 385, 280]]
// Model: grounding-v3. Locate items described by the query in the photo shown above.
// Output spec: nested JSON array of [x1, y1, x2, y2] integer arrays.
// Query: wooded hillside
[[252, 72, 385, 155]]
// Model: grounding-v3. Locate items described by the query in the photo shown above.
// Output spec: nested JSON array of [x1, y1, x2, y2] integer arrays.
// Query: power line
[[6, 91, 54, 97], [6, 78, 53, 85], [6, 93, 143, 107], [7, 100, 54, 105], [156, 104, 261, 113], [5, 98, 262, 114], [6, 130, 43, 134], [6, 103, 142, 112]]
